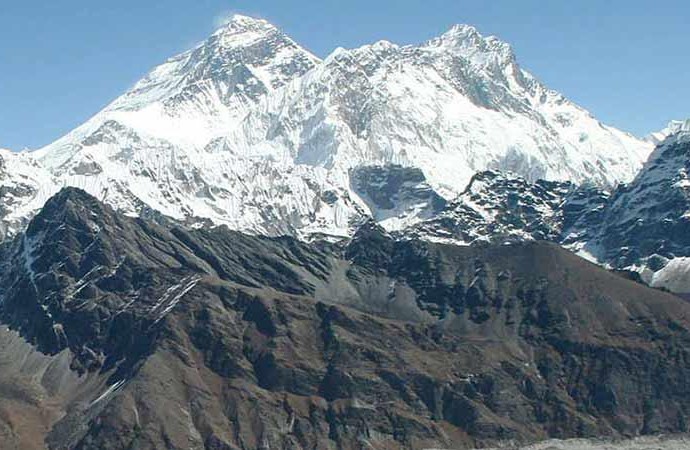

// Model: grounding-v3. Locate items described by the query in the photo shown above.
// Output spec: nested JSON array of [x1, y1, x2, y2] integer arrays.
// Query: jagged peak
[[324, 22, 517, 69], [443, 23, 481, 39], [324, 39, 399, 67], [425, 23, 516, 66], [645, 119, 690, 145], [647, 119, 690, 148], [211, 14, 278, 38], [99, 12, 319, 114], [43, 186, 98, 203], [206, 14, 295, 53], [663, 119, 690, 138], [226, 13, 271, 26], [26, 187, 108, 237], [357, 39, 399, 56]]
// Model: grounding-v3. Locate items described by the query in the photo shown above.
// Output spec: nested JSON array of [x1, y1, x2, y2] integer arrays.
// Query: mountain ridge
[[2, 187, 690, 449], [405, 126, 690, 294], [0, 15, 652, 242]]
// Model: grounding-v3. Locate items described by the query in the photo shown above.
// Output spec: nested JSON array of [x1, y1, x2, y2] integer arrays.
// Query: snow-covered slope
[[0, 149, 57, 240], [645, 119, 690, 145], [36, 15, 320, 169], [402, 126, 690, 293], [1, 15, 653, 240], [230, 24, 650, 197], [582, 124, 690, 291]]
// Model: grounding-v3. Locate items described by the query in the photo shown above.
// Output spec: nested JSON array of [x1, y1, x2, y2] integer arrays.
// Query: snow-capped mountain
[[403, 169, 609, 250], [584, 124, 690, 291], [37, 15, 320, 169], [0, 148, 58, 239], [644, 119, 690, 145], [229, 24, 650, 198], [0, 14, 653, 241], [405, 125, 690, 293]]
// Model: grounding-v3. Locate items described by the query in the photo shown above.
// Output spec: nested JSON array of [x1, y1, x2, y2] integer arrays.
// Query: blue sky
[[1, 0, 688, 150]]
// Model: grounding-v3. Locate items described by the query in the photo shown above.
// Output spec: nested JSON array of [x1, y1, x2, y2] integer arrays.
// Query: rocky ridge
[[2, 189, 690, 449]]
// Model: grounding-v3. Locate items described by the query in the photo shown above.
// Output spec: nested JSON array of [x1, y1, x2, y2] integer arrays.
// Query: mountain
[[403, 170, 577, 244], [645, 119, 690, 145], [2, 189, 690, 449], [583, 124, 690, 291], [405, 125, 690, 294], [228, 23, 649, 196], [0, 148, 58, 239], [0, 14, 652, 242], [402, 169, 611, 258]]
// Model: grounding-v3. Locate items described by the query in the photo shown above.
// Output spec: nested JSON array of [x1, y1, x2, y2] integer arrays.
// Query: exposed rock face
[[350, 165, 447, 230], [584, 133, 690, 291], [405, 170, 575, 244], [404, 133, 690, 294], [403, 170, 609, 249], [2, 189, 690, 449]]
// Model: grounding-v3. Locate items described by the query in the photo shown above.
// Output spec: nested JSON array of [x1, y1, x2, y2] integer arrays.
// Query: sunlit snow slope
[[1, 15, 652, 240]]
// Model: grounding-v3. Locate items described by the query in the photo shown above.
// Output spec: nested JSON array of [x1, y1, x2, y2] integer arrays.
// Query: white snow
[[150, 275, 202, 323], [89, 379, 126, 407], [650, 257, 690, 293], [645, 119, 690, 145], [1, 16, 653, 242]]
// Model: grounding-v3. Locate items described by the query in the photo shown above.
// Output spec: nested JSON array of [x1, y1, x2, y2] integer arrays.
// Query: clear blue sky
[[1, 0, 688, 150]]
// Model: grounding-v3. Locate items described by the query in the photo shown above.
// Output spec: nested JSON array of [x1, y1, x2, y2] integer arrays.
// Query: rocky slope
[[2, 189, 690, 449], [402, 170, 609, 257], [584, 125, 690, 291], [403, 124, 690, 294], [0, 14, 652, 241]]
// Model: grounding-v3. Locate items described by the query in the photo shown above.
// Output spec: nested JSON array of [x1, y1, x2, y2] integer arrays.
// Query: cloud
[[213, 10, 238, 29]]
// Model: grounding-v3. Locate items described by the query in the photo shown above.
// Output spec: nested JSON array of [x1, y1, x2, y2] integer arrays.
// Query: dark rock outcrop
[[2, 188, 690, 449]]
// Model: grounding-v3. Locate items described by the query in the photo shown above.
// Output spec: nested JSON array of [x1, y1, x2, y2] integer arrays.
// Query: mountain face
[[403, 170, 578, 244], [228, 24, 648, 197], [406, 126, 690, 294], [0, 14, 652, 242], [2, 189, 690, 449], [2, 14, 689, 450], [645, 119, 690, 145], [586, 127, 690, 291], [0, 148, 58, 240]]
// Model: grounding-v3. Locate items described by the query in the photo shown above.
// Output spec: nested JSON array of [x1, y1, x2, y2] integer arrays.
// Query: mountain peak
[[26, 187, 108, 238], [428, 23, 515, 66], [212, 14, 277, 37], [16, 19, 652, 245], [665, 119, 690, 134], [645, 119, 690, 145], [228, 13, 269, 26], [444, 23, 481, 38], [207, 14, 289, 52]]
